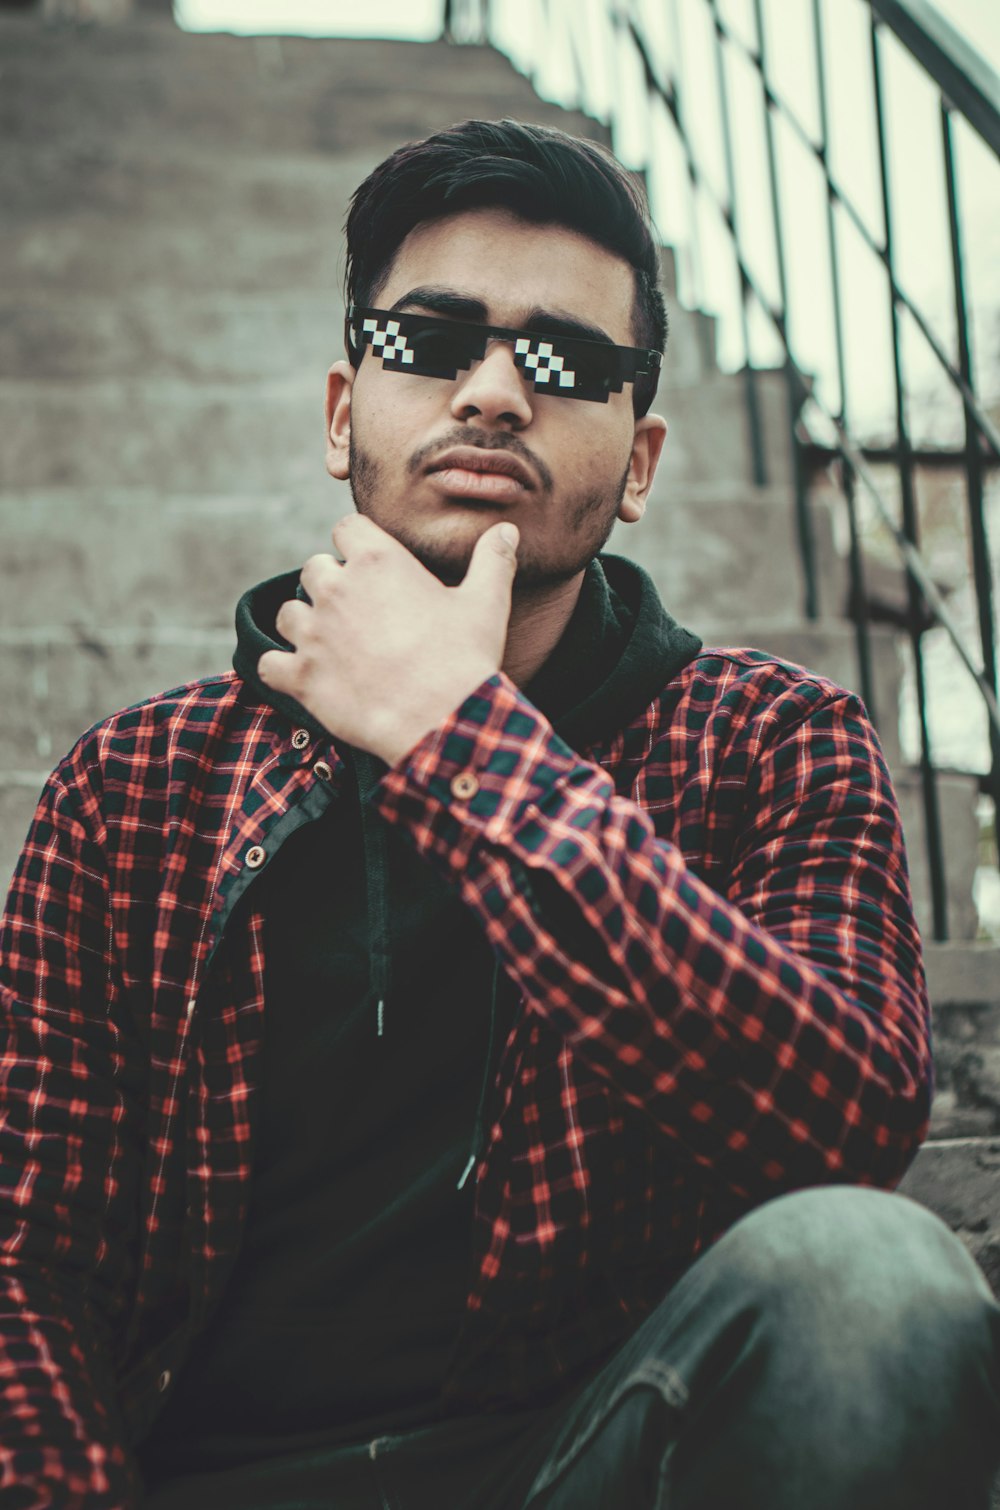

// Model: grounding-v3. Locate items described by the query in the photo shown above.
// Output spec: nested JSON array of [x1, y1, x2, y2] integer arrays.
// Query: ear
[[325, 360, 355, 481], [618, 414, 667, 525]]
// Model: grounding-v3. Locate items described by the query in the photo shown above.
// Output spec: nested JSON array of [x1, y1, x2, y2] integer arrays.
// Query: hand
[[257, 514, 519, 766]]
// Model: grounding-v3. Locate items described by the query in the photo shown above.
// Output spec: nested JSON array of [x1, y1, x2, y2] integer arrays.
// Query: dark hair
[[344, 118, 666, 417]]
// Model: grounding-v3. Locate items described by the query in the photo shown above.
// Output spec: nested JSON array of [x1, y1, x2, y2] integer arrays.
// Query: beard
[[347, 427, 629, 592]]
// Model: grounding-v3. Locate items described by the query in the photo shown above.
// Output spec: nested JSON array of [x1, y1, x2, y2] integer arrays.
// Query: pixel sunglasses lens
[[347, 307, 661, 404]]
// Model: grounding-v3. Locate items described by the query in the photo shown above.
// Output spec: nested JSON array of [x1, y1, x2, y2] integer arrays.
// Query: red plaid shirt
[[0, 651, 931, 1507]]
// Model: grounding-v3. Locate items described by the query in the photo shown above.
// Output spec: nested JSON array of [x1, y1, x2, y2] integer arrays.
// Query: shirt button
[[450, 772, 480, 800], [291, 728, 310, 751], [157, 1369, 172, 1392], [313, 760, 333, 782], [245, 845, 266, 869]]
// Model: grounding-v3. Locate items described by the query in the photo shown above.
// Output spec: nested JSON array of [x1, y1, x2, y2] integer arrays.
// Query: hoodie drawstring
[[354, 747, 506, 1191], [353, 750, 394, 1039], [457, 958, 503, 1190]]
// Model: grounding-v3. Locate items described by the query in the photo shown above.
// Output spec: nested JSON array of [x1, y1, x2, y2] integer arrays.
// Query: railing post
[[871, 13, 948, 940], [941, 99, 1000, 831], [752, 0, 818, 619], [812, 0, 878, 719], [707, 0, 767, 488]]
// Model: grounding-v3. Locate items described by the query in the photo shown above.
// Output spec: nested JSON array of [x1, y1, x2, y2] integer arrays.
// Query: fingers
[[298, 551, 343, 602], [274, 596, 309, 649], [461, 521, 519, 611], [257, 647, 291, 691], [330, 511, 392, 561]]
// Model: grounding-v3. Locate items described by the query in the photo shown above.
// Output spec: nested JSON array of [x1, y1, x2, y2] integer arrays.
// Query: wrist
[[373, 666, 496, 766]]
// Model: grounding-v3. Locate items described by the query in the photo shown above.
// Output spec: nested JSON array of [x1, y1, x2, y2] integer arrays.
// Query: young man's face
[[325, 207, 666, 590]]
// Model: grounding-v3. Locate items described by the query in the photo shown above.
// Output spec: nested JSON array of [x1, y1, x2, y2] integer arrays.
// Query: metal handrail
[[444, 0, 1000, 940], [871, 0, 1000, 156]]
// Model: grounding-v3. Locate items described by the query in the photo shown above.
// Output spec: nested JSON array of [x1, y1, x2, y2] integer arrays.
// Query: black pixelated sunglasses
[[346, 306, 662, 404]]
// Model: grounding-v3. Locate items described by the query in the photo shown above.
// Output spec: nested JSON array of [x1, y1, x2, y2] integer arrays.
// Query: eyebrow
[[388, 285, 617, 347]]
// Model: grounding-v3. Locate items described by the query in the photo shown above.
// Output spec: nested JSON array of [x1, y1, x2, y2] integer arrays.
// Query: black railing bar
[[942, 96, 1000, 820], [705, 0, 768, 485], [813, 0, 878, 720], [748, 0, 819, 618], [514, 6, 1000, 736], [870, 0, 1000, 158], [666, 0, 706, 310], [871, 9, 948, 940], [698, 3, 1000, 461], [620, 9, 1000, 729], [619, 8, 1000, 459], [802, 440, 999, 470], [824, 348, 1000, 736]]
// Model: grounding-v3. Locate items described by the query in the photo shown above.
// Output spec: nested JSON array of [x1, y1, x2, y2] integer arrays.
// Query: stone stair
[[1, 1, 997, 1357]]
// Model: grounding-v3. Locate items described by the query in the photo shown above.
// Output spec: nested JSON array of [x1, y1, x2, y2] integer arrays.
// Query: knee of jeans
[[717, 1185, 998, 1359]]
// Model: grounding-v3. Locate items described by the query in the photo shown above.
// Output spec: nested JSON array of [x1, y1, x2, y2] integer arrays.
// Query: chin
[[402, 531, 477, 587]]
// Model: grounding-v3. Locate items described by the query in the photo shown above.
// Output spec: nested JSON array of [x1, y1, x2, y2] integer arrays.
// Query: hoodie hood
[[233, 552, 701, 758]]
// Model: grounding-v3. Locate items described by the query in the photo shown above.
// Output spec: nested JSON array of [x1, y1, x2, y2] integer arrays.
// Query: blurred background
[[2, 0, 1000, 1343], [3, 0, 998, 945]]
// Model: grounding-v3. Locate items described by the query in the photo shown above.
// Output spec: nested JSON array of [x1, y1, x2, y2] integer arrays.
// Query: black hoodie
[[138, 553, 700, 1476]]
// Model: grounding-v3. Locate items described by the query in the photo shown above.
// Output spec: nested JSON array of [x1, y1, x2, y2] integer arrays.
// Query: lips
[[425, 446, 536, 492]]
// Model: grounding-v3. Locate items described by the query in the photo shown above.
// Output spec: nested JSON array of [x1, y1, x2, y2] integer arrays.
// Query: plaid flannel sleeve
[[0, 757, 145, 1509], [374, 671, 932, 1200]]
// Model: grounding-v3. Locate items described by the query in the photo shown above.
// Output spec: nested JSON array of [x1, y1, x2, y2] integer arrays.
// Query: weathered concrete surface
[[0, 630, 233, 768], [925, 943, 1000, 1006], [894, 772, 982, 943], [0, 20, 603, 171], [899, 1139, 1000, 1298], [929, 1002, 1000, 1138], [1, 488, 348, 630], [0, 778, 48, 897], [924, 945, 1000, 1139]]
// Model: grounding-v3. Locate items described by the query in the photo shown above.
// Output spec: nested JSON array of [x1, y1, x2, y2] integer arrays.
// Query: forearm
[[374, 672, 932, 1198]]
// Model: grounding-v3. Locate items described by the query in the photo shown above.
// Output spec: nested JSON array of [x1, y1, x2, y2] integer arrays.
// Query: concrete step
[[0, 378, 323, 491], [899, 1138, 1000, 1299], [1, 488, 349, 631], [1, 776, 50, 900], [615, 482, 848, 626], [653, 370, 797, 488], [893, 772, 983, 943], [0, 292, 713, 391], [925, 942, 1000, 1005], [902, 949, 999, 1306], [922, 943, 1000, 1132], [1, 20, 603, 173], [3, 184, 360, 296], [0, 628, 233, 770]]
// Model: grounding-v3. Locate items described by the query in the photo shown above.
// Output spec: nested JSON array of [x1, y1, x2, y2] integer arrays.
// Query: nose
[[450, 337, 533, 430]]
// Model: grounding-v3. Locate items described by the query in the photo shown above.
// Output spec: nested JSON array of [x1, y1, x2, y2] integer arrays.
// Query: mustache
[[408, 427, 554, 494]]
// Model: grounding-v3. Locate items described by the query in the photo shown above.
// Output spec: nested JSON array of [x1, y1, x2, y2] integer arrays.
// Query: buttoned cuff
[[371, 671, 602, 865]]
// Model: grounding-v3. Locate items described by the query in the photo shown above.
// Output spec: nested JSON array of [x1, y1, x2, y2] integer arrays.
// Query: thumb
[[462, 520, 519, 600]]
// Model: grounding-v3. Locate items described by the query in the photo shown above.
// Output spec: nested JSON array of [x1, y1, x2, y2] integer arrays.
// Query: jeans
[[142, 1187, 1000, 1509]]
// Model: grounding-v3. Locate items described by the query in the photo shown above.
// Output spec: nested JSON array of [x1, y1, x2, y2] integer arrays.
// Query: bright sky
[[176, 0, 998, 66]]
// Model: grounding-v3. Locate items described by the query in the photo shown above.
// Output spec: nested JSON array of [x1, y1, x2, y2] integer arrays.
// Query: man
[[1, 118, 997, 1510]]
